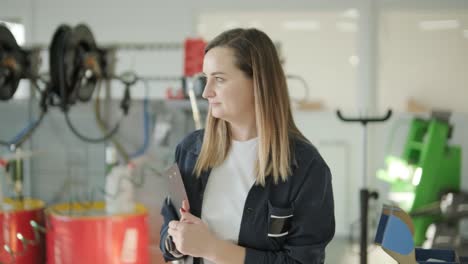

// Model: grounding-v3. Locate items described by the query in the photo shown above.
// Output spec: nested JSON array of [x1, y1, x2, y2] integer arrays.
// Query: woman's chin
[[210, 109, 224, 119]]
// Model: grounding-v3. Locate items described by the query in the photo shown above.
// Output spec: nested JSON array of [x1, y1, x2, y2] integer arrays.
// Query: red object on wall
[[46, 202, 150, 264], [184, 38, 206, 77], [0, 198, 45, 264]]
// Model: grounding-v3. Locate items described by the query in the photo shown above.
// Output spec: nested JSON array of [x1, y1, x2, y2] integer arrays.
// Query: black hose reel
[[49, 24, 132, 143], [2, 22, 135, 144], [0, 24, 35, 101], [0, 24, 46, 150], [49, 24, 104, 108]]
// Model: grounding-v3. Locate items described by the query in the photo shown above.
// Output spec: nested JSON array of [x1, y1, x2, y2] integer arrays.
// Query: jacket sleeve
[[159, 144, 186, 262], [244, 160, 335, 264]]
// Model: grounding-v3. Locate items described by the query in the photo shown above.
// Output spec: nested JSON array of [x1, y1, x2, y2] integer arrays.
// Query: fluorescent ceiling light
[[336, 22, 358, 32], [282, 20, 320, 31], [418, 20, 460, 31], [342, 8, 360, 19]]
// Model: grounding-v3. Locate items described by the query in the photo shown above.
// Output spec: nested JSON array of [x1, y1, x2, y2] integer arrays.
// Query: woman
[[160, 28, 335, 264]]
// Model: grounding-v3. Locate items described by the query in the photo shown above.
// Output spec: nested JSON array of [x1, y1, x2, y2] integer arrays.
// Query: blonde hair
[[194, 28, 307, 186]]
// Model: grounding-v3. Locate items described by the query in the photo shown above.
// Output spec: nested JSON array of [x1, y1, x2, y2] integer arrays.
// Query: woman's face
[[202, 47, 255, 123]]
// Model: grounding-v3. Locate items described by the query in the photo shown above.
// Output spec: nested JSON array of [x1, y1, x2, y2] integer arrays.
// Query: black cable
[[29, 76, 47, 95], [94, 83, 130, 162], [55, 35, 123, 144], [120, 85, 131, 115], [64, 110, 121, 144], [30, 80, 50, 114], [62, 78, 133, 144]]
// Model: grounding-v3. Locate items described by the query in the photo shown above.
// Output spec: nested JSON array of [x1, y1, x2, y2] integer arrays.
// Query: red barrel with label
[[46, 201, 149, 264], [0, 198, 45, 264]]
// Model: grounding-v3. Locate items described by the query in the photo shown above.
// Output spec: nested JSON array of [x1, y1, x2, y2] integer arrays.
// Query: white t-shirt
[[186, 137, 258, 264]]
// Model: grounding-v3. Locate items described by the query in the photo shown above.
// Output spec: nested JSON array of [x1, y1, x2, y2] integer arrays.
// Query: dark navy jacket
[[160, 130, 335, 264]]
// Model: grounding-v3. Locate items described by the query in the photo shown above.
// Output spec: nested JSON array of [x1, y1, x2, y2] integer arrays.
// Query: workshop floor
[[326, 236, 397, 264]]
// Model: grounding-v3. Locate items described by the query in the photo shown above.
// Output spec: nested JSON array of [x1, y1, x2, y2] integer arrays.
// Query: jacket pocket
[[267, 201, 294, 238]]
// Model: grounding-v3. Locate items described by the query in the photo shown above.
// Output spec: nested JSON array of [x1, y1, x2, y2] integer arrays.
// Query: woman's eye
[[215, 77, 224, 82]]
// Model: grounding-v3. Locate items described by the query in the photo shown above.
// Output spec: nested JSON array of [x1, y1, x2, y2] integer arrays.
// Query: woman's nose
[[202, 81, 214, 99]]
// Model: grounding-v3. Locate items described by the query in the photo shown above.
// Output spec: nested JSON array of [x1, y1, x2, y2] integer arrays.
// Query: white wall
[[379, 9, 468, 113], [198, 11, 359, 110]]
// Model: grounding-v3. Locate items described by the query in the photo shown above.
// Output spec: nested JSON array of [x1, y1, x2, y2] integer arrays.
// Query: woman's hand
[[168, 210, 219, 258], [179, 199, 190, 222]]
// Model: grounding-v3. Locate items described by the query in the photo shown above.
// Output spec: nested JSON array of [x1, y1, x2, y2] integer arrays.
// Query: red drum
[[0, 198, 45, 264], [46, 202, 149, 264]]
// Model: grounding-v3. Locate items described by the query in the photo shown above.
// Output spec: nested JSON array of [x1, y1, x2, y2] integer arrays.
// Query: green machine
[[378, 115, 461, 246]]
